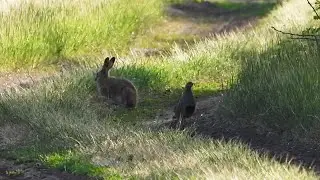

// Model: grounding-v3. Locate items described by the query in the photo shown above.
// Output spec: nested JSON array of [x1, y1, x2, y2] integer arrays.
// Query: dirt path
[[0, 72, 55, 93], [134, 1, 277, 53]]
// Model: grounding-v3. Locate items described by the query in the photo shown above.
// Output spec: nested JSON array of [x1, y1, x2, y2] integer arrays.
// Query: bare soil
[[134, 1, 278, 56], [166, 1, 258, 36], [0, 72, 54, 94]]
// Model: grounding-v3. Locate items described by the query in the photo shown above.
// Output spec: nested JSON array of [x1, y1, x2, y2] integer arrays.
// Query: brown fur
[[95, 57, 138, 108]]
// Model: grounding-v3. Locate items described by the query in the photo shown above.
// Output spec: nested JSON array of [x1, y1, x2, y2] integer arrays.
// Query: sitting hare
[[95, 57, 138, 108]]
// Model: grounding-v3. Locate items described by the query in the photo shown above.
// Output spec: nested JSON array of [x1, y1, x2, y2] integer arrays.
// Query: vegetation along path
[[1, 0, 320, 179]]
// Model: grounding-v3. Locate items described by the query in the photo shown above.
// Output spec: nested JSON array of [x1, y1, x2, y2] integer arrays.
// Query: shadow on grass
[[163, 40, 320, 174], [158, 90, 320, 175]]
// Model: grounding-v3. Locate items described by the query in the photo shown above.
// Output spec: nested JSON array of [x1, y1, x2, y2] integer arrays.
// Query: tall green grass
[[0, 0, 168, 70]]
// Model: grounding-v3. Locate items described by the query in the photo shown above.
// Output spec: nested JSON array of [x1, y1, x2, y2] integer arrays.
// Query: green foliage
[[303, 0, 320, 34], [41, 150, 122, 178]]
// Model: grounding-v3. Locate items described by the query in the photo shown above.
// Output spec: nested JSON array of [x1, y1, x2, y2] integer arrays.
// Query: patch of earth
[[148, 92, 320, 175], [166, 1, 274, 36], [0, 72, 54, 93], [0, 60, 84, 94], [146, 95, 223, 130]]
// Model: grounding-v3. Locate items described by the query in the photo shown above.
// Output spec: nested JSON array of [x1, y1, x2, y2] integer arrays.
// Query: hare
[[95, 57, 138, 108], [171, 82, 196, 130]]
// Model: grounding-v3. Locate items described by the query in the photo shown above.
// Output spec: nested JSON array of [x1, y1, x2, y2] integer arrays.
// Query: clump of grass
[[227, 40, 320, 128], [5, 169, 24, 177], [41, 150, 122, 178]]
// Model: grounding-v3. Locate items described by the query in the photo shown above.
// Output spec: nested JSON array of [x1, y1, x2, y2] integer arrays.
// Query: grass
[[157, 0, 320, 142], [41, 151, 110, 177], [0, 0, 177, 70], [0, 0, 279, 71], [222, 0, 320, 144], [1, 0, 320, 179]]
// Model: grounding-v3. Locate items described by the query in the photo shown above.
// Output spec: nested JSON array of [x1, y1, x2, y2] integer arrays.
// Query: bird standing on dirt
[[171, 82, 196, 130]]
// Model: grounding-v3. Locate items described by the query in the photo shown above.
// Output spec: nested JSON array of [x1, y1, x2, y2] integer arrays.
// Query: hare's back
[[109, 77, 136, 91], [120, 78, 136, 91]]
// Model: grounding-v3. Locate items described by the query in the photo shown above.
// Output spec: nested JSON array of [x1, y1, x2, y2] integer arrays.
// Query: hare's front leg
[[96, 88, 113, 104]]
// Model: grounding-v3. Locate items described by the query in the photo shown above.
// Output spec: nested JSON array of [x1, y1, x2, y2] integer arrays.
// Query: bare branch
[[271, 26, 319, 37], [290, 37, 318, 41], [307, 0, 320, 19]]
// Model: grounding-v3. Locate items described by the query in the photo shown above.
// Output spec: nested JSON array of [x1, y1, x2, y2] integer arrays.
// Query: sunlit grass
[[0, 0, 169, 70], [0, 0, 320, 179]]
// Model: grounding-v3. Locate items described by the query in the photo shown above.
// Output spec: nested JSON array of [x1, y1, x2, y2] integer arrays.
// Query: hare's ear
[[107, 57, 115, 69], [103, 57, 110, 67]]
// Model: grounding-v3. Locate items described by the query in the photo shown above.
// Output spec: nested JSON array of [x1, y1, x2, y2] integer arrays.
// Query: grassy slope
[[0, 0, 169, 71], [0, 0, 319, 179]]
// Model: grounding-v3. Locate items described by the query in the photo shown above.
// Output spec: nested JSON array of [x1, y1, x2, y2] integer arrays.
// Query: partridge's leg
[[176, 113, 183, 129]]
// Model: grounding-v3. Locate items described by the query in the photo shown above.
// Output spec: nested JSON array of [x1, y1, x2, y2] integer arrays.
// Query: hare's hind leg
[[123, 87, 137, 108]]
